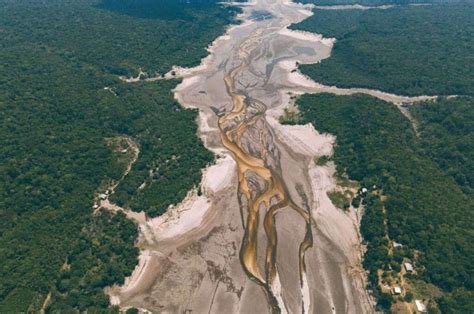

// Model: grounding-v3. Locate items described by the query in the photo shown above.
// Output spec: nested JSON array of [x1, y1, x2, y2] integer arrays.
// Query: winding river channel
[[104, 0, 437, 312]]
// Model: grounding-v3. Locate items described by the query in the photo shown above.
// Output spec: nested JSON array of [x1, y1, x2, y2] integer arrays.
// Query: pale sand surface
[[99, 0, 432, 311], [113, 250, 154, 298], [313, 4, 394, 10], [202, 155, 237, 194], [267, 114, 334, 158], [135, 147, 238, 244], [278, 27, 336, 46], [146, 193, 211, 241]]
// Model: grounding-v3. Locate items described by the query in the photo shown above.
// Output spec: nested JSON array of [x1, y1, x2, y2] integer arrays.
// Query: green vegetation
[[315, 155, 331, 166], [410, 97, 474, 196], [360, 193, 394, 310], [292, 93, 473, 310], [126, 308, 140, 314], [48, 210, 138, 312], [327, 191, 351, 210], [291, 4, 474, 96], [108, 81, 213, 217], [0, 0, 238, 311], [279, 107, 303, 124], [437, 289, 474, 314], [4, 0, 239, 76], [408, 97, 474, 313], [404, 291, 413, 302]]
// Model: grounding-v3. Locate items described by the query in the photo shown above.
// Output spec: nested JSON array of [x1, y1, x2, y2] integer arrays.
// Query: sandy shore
[[278, 27, 336, 46], [313, 4, 394, 10], [146, 193, 211, 241], [281, 60, 438, 105], [202, 155, 237, 194], [269, 89, 372, 311], [115, 250, 154, 297], [267, 113, 334, 157]]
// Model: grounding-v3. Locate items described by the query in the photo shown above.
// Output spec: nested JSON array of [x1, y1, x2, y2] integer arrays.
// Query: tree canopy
[[291, 3, 474, 96], [0, 0, 237, 310]]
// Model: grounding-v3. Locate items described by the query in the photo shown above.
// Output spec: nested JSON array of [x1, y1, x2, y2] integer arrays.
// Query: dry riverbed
[[103, 0, 397, 313]]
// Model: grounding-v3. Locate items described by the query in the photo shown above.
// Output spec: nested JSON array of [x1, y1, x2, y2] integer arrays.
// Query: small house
[[415, 300, 427, 313], [393, 241, 403, 248], [99, 193, 107, 200], [392, 286, 402, 295], [404, 262, 414, 272]]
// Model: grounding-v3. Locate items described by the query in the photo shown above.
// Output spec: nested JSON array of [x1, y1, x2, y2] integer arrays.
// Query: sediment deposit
[[108, 1, 377, 313]]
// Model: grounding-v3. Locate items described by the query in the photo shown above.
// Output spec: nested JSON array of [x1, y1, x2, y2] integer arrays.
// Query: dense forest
[[409, 97, 474, 196], [47, 210, 139, 312], [291, 93, 473, 311], [0, 0, 237, 311], [291, 3, 474, 96], [436, 288, 474, 314], [108, 81, 214, 217], [3, 0, 238, 76]]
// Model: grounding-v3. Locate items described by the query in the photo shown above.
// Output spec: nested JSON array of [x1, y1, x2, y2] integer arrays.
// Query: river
[[108, 0, 380, 312]]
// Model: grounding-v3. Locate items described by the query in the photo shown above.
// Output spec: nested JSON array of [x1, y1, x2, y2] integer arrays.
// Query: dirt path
[[39, 292, 51, 314], [94, 136, 139, 214]]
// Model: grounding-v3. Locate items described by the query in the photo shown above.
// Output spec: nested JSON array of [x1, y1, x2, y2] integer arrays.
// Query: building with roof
[[404, 262, 414, 272], [415, 300, 427, 313], [393, 241, 403, 248]]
